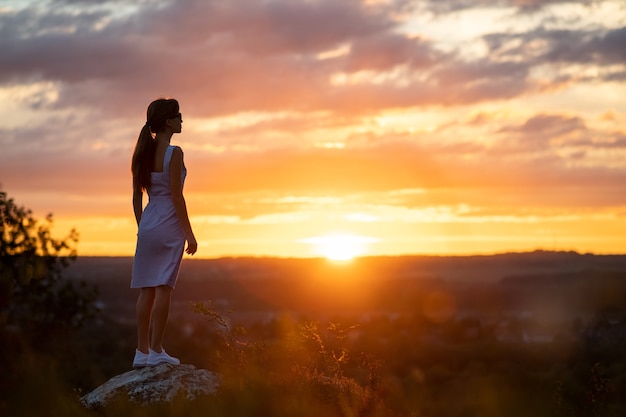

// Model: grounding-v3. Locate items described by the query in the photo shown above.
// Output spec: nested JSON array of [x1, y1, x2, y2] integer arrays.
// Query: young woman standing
[[130, 98, 197, 368]]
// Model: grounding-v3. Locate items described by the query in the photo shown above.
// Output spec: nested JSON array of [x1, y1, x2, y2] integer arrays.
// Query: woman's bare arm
[[169, 146, 197, 255]]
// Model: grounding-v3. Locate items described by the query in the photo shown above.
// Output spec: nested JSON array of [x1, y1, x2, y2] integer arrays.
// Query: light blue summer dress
[[131, 145, 187, 288]]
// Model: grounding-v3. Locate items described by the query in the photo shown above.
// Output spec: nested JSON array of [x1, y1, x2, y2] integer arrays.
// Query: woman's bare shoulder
[[170, 145, 184, 159]]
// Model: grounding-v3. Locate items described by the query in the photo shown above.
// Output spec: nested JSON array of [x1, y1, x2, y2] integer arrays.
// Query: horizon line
[[71, 249, 626, 260]]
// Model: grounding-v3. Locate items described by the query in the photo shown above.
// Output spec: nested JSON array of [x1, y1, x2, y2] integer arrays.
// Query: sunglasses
[[168, 112, 182, 122]]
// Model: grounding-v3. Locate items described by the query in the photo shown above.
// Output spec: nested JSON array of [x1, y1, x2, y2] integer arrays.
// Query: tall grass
[[190, 301, 388, 416]]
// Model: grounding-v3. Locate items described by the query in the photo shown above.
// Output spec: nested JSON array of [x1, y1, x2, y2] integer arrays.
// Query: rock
[[80, 364, 220, 409]]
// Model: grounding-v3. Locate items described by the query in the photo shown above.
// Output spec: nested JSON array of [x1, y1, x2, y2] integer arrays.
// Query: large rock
[[80, 364, 220, 409]]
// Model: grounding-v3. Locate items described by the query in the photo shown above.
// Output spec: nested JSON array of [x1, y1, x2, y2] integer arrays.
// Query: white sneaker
[[147, 348, 180, 366], [132, 349, 149, 369]]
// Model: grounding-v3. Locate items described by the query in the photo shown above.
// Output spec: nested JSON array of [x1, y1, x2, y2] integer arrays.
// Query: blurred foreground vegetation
[[3, 293, 626, 417]]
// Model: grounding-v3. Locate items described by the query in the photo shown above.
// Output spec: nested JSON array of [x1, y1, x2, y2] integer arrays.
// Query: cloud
[[498, 114, 587, 140], [345, 33, 441, 72], [0, 8, 129, 83], [568, 131, 626, 149], [3, 107, 624, 200], [3, 0, 619, 120], [491, 113, 626, 162], [483, 25, 626, 79], [182, 134, 626, 199], [416, 0, 599, 14], [0, 1, 396, 116]]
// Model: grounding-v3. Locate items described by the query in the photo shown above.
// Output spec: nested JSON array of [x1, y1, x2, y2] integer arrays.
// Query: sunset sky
[[1, 0, 625, 259]]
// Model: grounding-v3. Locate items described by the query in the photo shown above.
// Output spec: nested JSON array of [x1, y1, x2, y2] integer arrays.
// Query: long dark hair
[[131, 98, 180, 191]]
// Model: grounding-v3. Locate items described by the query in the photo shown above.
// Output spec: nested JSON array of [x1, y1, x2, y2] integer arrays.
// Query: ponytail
[[131, 123, 155, 192]]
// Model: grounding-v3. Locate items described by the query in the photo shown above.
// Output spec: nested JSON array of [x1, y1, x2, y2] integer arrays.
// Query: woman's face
[[166, 112, 182, 134]]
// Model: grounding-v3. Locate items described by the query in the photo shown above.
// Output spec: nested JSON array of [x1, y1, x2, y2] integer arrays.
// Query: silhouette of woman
[[130, 98, 197, 368]]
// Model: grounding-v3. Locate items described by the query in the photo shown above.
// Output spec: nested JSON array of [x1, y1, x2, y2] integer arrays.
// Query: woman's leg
[[136, 287, 155, 353], [150, 285, 173, 352]]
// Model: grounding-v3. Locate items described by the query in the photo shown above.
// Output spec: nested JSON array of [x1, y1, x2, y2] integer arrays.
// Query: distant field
[[66, 251, 626, 321], [66, 251, 626, 284]]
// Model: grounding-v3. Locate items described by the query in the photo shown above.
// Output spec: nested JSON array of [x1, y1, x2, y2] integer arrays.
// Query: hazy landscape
[[68, 251, 626, 324], [60, 251, 626, 416]]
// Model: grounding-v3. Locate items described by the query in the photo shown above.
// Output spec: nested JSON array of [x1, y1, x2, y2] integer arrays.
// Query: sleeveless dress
[[131, 145, 187, 289]]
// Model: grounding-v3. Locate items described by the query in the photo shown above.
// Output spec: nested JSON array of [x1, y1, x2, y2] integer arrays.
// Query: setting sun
[[301, 233, 380, 261]]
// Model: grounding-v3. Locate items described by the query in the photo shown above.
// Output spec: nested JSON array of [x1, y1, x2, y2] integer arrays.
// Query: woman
[[130, 98, 197, 368]]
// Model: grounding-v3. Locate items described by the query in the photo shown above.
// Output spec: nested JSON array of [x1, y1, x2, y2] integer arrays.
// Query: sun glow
[[301, 233, 380, 261]]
